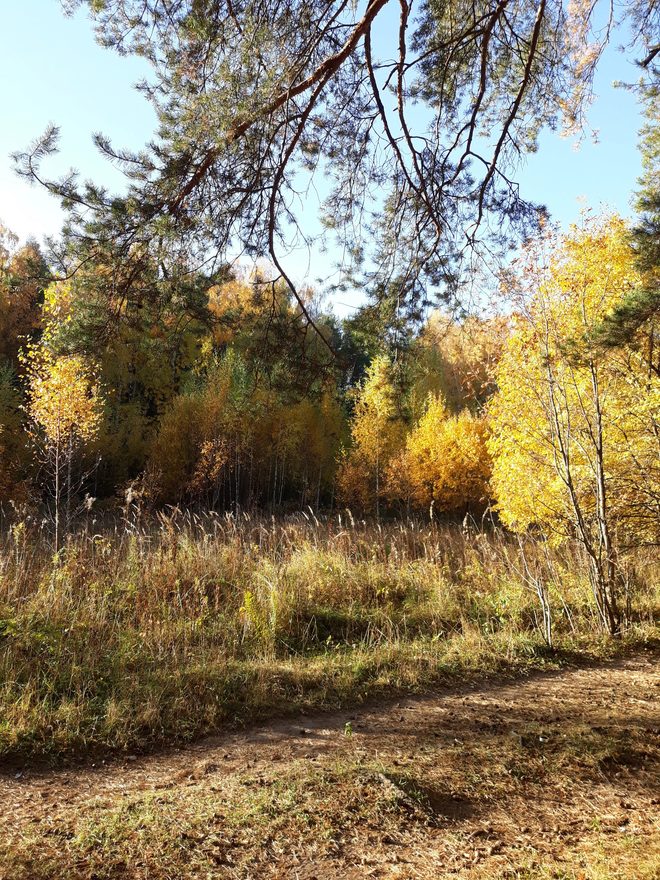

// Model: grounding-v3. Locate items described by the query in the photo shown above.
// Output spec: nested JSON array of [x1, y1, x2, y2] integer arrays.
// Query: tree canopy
[[16, 0, 660, 344]]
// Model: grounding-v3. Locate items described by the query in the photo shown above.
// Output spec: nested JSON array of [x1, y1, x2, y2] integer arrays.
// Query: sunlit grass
[[0, 511, 657, 762]]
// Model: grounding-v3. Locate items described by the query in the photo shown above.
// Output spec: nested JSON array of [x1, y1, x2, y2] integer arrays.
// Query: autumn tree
[[0, 225, 49, 369], [392, 395, 491, 516], [411, 312, 509, 416], [149, 351, 344, 509], [33, 261, 215, 494], [489, 216, 659, 634], [206, 272, 338, 393], [338, 355, 405, 517], [25, 348, 103, 551]]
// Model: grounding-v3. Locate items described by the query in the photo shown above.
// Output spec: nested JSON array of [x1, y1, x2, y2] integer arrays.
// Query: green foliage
[[0, 364, 32, 505], [20, 0, 659, 340]]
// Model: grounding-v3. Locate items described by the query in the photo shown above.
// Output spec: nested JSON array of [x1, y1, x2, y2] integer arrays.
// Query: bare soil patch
[[1, 651, 658, 879]]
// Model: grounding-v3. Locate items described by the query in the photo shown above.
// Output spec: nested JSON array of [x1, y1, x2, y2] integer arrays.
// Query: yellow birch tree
[[338, 355, 405, 517], [26, 348, 103, 550], [489, 215, 659, 634], [397, 394, 491, 515]]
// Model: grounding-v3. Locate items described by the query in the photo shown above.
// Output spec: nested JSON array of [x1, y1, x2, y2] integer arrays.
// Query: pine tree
[[591, 79, 659, 351], [18, 1, 660, 341]]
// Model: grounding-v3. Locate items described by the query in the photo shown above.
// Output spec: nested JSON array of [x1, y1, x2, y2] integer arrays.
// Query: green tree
[[0, 364, 30, 505]]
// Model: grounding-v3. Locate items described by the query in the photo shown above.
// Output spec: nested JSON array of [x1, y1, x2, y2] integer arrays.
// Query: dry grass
[[0, 511, 658, 763]]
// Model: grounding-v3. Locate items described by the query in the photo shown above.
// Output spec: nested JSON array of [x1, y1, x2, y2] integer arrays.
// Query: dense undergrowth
[[0, 512, 657, 764]]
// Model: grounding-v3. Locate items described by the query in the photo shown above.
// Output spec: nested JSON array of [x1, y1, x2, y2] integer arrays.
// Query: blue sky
[[1, 1, 154, 244], [0, 1, 646, 301]]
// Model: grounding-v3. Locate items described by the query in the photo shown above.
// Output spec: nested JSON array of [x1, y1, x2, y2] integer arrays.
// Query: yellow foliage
[[394, 395, 491, 514], [489, 215, 659, 547], [0, 242, 46, 367], [338, 355, 405, 513], [42, 280, 74, 324], [351, 355, 404, 464], [27, 350, 102, 445], [207, 279, 263, 347], [149, 355, 344, 506], [414, 312, 509, 414]]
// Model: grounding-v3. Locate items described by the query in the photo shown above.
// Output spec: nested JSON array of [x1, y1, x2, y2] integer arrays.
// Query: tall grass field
[[1, 510, 657, 764]]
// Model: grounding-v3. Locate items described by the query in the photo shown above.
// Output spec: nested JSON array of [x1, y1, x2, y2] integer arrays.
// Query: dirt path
[[1, 651, 659, 879]]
